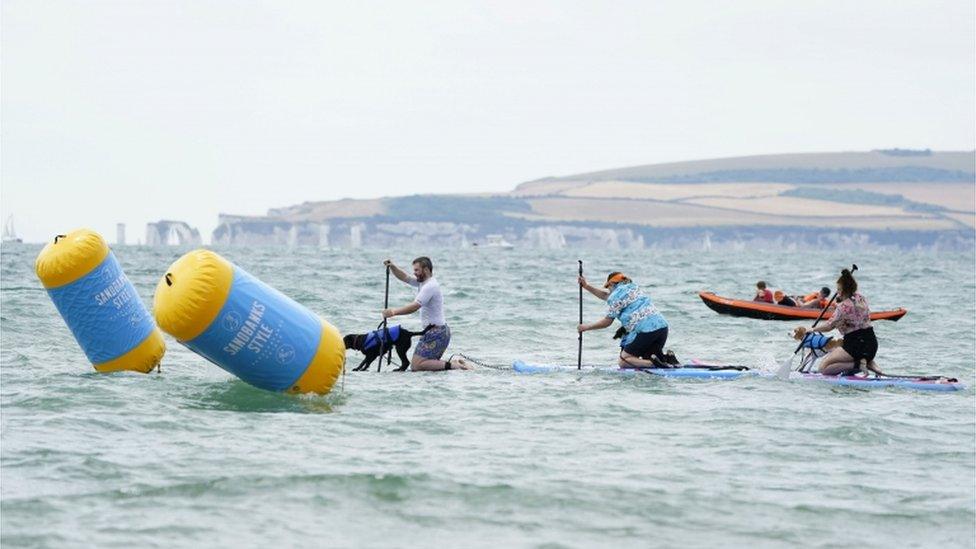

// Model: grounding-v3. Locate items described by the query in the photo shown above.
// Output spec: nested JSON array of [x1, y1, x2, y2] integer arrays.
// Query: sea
[[1, 244, 974, 548]]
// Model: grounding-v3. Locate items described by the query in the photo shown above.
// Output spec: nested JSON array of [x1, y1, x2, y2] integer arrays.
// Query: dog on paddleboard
[[792, 326, 843, 357], [343, 324, 432, 372]]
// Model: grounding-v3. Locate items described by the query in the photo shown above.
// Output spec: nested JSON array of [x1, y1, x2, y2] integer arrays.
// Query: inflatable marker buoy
[[35, 228, 165, 373], [153, 250, 344, 394]]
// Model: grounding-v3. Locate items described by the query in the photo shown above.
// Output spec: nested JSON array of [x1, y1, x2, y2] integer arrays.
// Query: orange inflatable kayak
[[698, 291, 907, 322]]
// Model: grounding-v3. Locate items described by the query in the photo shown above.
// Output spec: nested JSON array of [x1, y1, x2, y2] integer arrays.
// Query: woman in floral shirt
[[804, 268, 883, 376]]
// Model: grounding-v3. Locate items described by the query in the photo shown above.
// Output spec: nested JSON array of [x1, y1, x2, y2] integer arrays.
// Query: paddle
[[776, 264, 857, 379], [377, 265, 391, 372], [578, 260, 583, 370]]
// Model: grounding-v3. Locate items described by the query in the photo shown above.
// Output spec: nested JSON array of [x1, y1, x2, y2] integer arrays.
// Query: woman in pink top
[[803, 268, 884, 376]]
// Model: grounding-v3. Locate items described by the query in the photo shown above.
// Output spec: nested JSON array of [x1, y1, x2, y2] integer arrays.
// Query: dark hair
[[756, 281, 767, 290], [412, 256, 433, 273], [820, 286, 831, 297], [837, 269, 857, 298]]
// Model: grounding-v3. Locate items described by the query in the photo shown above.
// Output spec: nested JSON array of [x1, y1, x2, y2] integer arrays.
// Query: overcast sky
[[3, 0, 974, 243]]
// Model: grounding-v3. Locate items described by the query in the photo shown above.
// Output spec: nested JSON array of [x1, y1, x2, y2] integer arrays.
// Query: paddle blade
[[776, 354, 793, 380]]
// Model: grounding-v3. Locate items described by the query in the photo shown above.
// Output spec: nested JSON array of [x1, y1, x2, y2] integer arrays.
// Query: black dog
[[343, 324, 432, 372]]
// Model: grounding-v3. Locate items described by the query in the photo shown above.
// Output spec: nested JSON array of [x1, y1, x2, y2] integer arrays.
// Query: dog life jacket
[[363, 325, 401, 352], [800, 331, 833, 358]]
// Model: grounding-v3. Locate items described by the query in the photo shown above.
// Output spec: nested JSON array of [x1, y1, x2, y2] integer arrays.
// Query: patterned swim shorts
[[414, 324, 451, 360]]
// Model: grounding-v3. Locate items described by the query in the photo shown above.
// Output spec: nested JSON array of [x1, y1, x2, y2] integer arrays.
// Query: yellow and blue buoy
[[35, 228, 166, 373], [153, 249, 344, 394]]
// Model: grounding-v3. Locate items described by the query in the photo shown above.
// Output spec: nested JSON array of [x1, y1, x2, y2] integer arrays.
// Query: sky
[[2, 0, 974, 244]]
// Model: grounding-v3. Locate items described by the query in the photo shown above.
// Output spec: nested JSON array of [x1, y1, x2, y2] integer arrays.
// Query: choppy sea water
[[2, 244, 974, 548]]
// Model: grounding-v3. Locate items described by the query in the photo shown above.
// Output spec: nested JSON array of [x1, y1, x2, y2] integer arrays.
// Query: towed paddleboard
[[512, 360, 753, 380], [513, 360, 965, 392]]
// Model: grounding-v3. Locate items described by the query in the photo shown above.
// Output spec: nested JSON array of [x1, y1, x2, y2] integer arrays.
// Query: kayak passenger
[[772, 290, 797, 307], [758, 281, 795, 306], [799, 287, 831, 309], [577, 272, 672, 368], [800, 269, 883, 376], [754, 281, 774, 303]]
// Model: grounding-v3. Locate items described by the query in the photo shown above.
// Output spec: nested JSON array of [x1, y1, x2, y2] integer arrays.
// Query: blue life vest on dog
[[363, 325, 401, 352], [800, 332, 833, 358]]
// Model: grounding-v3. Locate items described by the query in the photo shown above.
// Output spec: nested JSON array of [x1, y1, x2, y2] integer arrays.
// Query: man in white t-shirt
[[382, 257, 471, 371]]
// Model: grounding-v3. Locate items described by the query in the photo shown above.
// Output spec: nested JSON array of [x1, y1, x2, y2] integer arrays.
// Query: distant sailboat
[[2, 216, 23, 243]]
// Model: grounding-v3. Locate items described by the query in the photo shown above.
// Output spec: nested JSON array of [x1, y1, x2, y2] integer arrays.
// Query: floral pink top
[[821, 293, 872, 335]]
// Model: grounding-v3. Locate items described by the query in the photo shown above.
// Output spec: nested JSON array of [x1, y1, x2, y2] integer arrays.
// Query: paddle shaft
[[378, 265, 391, 372], [578, 260, 583, 370]]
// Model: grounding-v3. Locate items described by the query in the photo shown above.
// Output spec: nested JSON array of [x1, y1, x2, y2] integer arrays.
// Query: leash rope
[[454, 353, 507, 370]]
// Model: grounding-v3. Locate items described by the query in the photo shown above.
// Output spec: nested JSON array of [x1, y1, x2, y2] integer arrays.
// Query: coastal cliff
[[213, 150, 976, 250], [146, 220, 202, 246]]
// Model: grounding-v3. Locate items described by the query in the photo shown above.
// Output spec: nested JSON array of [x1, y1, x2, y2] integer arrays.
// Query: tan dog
[[791, 326, 846, 373], [792, 326, 843, 351]]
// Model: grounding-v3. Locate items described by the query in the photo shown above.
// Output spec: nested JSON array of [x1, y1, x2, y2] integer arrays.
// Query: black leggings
[[622, 327, 669, 361]]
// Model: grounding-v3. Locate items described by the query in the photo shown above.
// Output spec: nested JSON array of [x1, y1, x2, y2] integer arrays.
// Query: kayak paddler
[[754, 281, 774, 303], [577, 272, 674, 368], [799, 287, 831, 309]]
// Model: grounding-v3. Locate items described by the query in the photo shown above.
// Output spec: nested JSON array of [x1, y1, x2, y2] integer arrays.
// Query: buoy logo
[[276, 344, 295, 365], [222, 311, 242, 332], [96, 264, 115, 284]]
